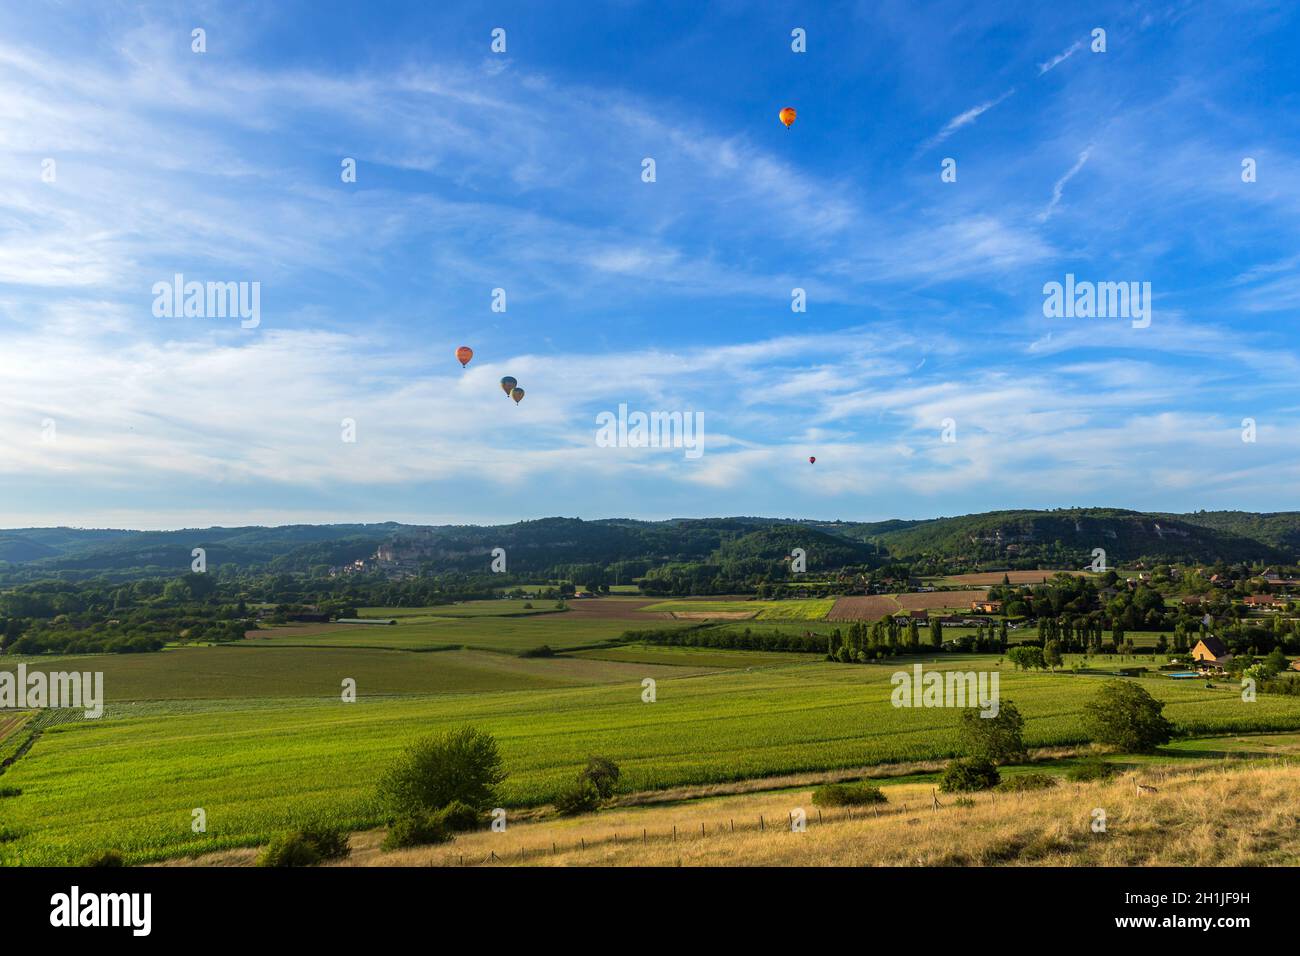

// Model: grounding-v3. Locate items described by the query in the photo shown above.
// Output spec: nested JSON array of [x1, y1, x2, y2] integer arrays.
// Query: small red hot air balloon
[[779, 106, 797, 129], [456, 346, 473, 368], [808, 456, 816, 464], [510, 386, 525, 405]]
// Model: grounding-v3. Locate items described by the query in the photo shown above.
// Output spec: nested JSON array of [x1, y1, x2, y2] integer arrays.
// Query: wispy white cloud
[[1037, 146, 1092, 221], [919, 88, 1015, 152], [1038, 40, 1083, 75]]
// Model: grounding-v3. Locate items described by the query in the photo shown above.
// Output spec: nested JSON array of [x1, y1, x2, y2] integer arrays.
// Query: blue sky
[[1, 0, 1298, 529]]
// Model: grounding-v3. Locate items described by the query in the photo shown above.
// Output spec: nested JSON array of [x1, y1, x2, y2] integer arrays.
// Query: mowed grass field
[[0, 646, 714, 702], [246, 605, 683, 653], [359, 601, 560, 619], [568, 644, 812, 668], [640, 599, 835, 620], [6, 658, 1300, 864]]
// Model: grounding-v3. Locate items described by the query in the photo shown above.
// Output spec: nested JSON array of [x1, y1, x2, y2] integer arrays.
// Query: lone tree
[[1081, 681, 1175, 754], [957, 699, 1028, 764], [579, 755, 621, 799], [377, 725, 506, 818], [1007, 645, 1045, 671]]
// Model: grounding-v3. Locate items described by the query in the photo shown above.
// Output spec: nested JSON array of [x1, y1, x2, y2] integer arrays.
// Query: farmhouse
[[1191, 636, 1233, 668], [970, 600, 1002, 614], [1244, 593, 1285, 609], [891, 609, 929, 622]]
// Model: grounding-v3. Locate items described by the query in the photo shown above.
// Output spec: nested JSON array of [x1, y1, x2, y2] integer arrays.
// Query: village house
[[970, 600, 1002, 614], [1191, 636, 1233, 674]]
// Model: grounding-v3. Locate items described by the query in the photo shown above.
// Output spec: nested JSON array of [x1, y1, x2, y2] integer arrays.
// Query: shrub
[[554, 779, 602, 816], [382, 812, 453, 851], [298, 824, 350, 861], [520, 645, 554, 658], [258, 826, 350, 867], [812, 782, 887, 807], [438, 800, 481, 832], [82, 849, 125, 867], [939, 757, 1000, 793], [996, 772, 1058, 793], [0, 786, 21, 798], [258, 833, 321, 867], [0, 826, 20, 843], [1068, 758, 1118, 782], [377, 726, 506, 818], [579, 755, 621, 799], [1082, 681, 1175, 753]]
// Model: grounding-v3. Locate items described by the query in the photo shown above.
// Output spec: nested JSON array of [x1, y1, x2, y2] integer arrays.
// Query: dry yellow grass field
[[171, 760, 1300, 868]]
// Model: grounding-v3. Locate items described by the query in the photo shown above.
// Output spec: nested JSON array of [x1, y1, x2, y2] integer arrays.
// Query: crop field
[[5, 658, 1300, 865], [640, 599, 835, 620], [246, 610, 678, 653], [936, 571, 1091, 586], [568, 644, 811, 668], [360, 601, 560, 619], [827, 591, 993, 620], [0, 647, 712, 702]]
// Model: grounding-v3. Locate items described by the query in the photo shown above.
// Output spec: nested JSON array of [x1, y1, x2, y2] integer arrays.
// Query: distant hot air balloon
[[456, 346, 473, 368], [510, 386, 525, 405], [500, 376, 517, 396], [779, 107, 797, 129], [808, 456, 816, 464]]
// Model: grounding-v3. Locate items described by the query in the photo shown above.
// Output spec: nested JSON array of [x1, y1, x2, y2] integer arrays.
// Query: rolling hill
[[0, 508, 1296, 582]]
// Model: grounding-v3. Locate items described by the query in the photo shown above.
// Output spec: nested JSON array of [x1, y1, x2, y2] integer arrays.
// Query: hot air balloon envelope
[[510, 387, 525, 404], [779, 107, 797, 128], [809, 456, 816, 464], [500, 376, 517, 395], [456, 346, 473, 367]]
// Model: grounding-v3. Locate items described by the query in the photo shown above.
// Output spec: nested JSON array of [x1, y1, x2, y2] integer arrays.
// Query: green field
[[6, 657, 1300, 865], [569, 644, 811, 668], [0, 646, 712, 702], [247, 613, 671, 653], [641, 599, 835, 620], [359, 601, 561, 619]]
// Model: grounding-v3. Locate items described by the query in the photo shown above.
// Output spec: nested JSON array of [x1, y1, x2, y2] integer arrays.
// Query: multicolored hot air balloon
[[510, 386, 525, 405], [500, 376, 517, 396], [779, 106, 797, 129], [808, 456, 816, 464], [456, 346, 473, 368]]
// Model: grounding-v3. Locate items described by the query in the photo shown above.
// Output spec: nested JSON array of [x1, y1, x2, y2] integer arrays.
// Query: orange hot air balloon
[[808, 456, 816, 464], [500, 375, 517, 396], [510, 386, 525, 405], [456, 346, 473, 368], [779, 107, 797, 129]]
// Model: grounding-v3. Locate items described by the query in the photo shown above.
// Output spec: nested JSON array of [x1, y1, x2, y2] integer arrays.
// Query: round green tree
[[1081, 681, 1175, 754]]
